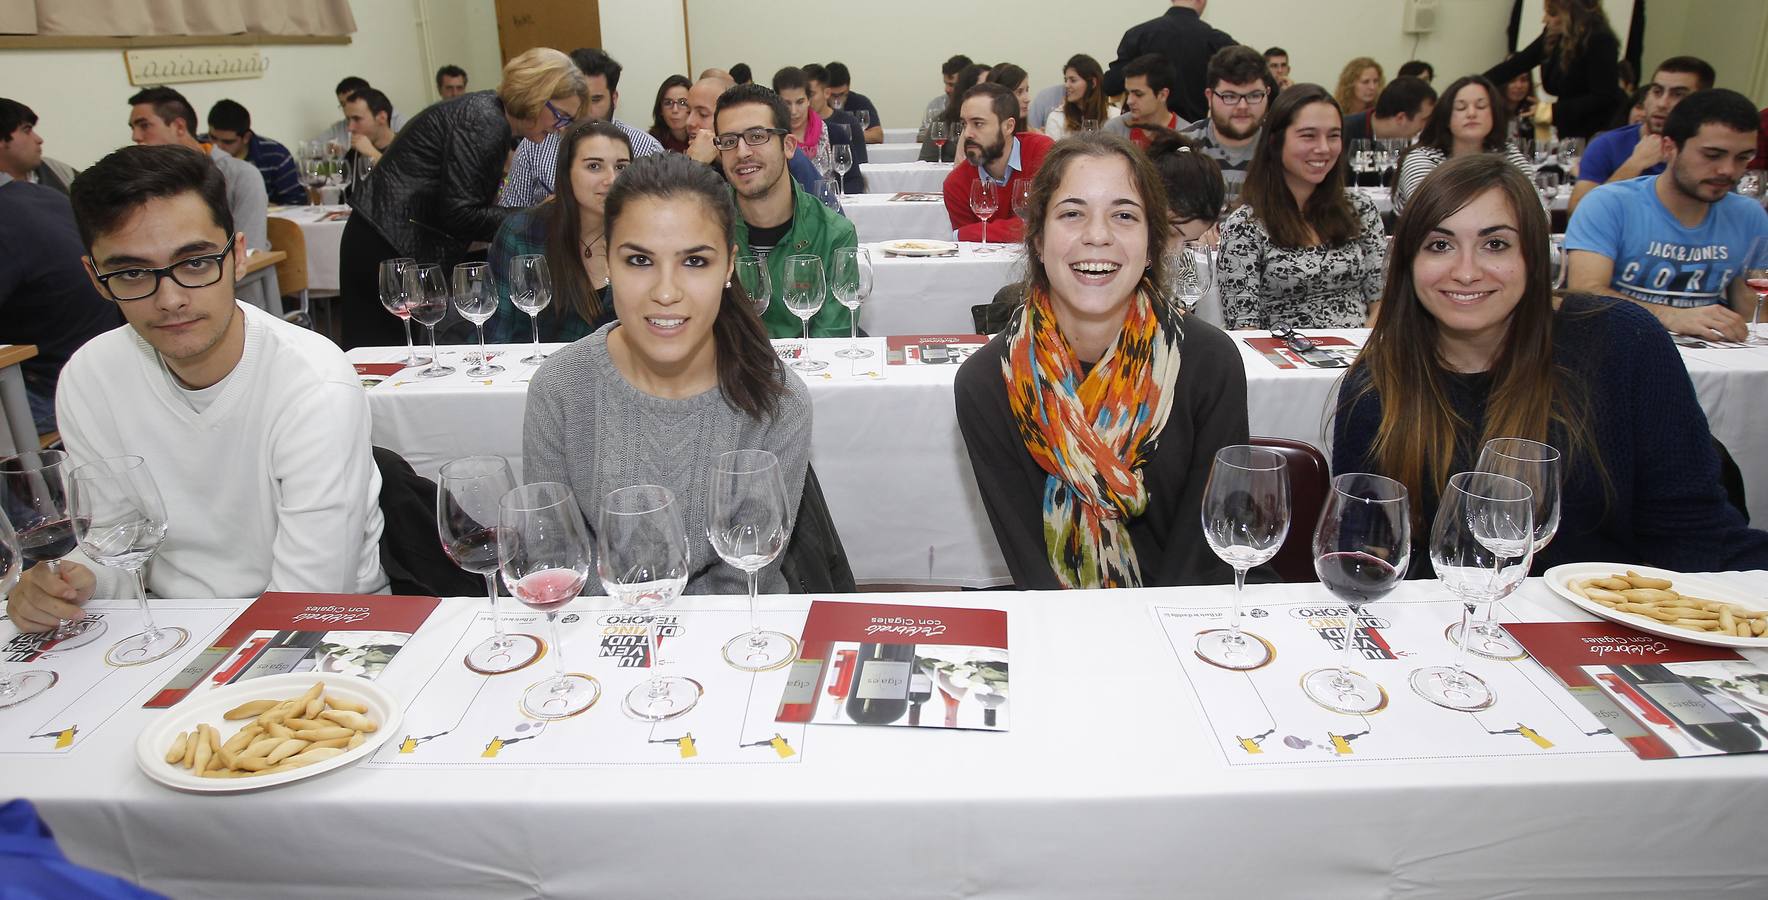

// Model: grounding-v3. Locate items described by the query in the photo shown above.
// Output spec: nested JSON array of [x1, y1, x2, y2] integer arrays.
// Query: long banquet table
[[11, 575, 1768, 899], [348, 333, 1768, 587], [842, 193, 954, 244]]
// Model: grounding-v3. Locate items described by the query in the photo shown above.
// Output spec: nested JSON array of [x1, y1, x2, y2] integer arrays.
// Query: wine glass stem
[[1753, 293, 1765, 341], [530, 313, 542, 357], [544, 611, 569, 683], [801, 317, 810, 342], [1449, 601, 1478, 680], [848, 309, 858, 344], [745, 567, 762, 638], [1227, 566, 1249, 637], [483, 572, 509, 648], [130, 567, 160, 639], [981, 217, 987, 246], [475, 322, 489, 369], [426, 325, 441, 367], [402, 318, 416, 361], [646, 613, 666, 698], [1337, 604, 1363, 681]]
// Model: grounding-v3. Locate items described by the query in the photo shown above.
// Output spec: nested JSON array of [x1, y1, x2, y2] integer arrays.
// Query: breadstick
[[166, 732, 189, 765]]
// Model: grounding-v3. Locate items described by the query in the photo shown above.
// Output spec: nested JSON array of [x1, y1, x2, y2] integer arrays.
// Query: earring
[[725, 280, 732, 288]]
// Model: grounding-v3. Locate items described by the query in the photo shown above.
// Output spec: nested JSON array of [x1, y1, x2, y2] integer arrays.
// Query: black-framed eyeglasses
[[545, 100, 575, 131], [1210, 89, 1270, 107], [1269, 324, 1316, 353], [92, 235, 237, 302], [712, 126, 788, 151], [660, 98, 690, 110]]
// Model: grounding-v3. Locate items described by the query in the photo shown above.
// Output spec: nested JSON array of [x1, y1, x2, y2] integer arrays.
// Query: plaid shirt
[[497, 119, 664, 208], [486, 207, 612, 344]]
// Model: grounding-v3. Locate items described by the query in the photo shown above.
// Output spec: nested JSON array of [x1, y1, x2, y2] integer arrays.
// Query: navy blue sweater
[[1333, 295, 1768, 575]]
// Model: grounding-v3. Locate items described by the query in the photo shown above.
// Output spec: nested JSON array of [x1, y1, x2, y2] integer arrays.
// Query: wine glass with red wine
[[0, 508, 57, 708], [437, 456, 542, 675], [0, 450, 106, 650], [498, 480, 601, 720], [1743, 235, 1768, 345], [1300, 473, 1410, 714]]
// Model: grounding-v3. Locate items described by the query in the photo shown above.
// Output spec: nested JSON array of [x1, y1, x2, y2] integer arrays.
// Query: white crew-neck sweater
[[55, 302, 388, 599]]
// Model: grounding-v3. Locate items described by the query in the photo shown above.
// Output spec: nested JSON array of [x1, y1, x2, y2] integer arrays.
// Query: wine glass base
[[833, 347, 874, 360], [1301, 667, 1388, 715], [520, 673, 601, 720], [104, 626, 189, 667], [622, 675, 702, 721], [1409, 665, 1496, 711], [402, 354, 433, 368], [722, 630, 800, 672], [1194, 628, 1274, 671], [418, 364, 455, 379], [464, 633, 545, 675], [520, 352, 550, 365], [791, 359, 828, 372], [43, 617, 108, 652], [1444, 622, 1529, 661], [465, 364, 505, 377], [0, 670, 58, 709], [974, 245, 999, 255]]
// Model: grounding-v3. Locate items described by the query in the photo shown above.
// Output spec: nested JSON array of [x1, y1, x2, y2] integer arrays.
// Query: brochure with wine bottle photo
[[775, 601, 1009, 731], [1507, 622, 1768, 759]]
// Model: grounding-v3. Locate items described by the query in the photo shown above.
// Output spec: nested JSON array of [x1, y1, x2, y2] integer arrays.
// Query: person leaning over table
[[1392, 75, 1536, 217], [1482, 0, 1625, 141], [1333, 153, 1768, 576], [488, 120, 630, 345], [7, 145, 388, 632], [1217, 84, 1386, 329], [955, 131, 1248, 590], [944, 82, 1055, 245], [717, 84, 856, 339], [337, 47, 586, 349], [522, 153, 811, 595], [498, 48, 665, 209]]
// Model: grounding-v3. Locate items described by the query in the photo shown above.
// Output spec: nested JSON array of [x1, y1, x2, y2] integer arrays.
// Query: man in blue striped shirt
[[207, 100, 306, 206]]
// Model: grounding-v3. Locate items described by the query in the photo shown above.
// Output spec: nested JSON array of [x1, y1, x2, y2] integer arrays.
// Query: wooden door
[[493, 0, 600, 64]]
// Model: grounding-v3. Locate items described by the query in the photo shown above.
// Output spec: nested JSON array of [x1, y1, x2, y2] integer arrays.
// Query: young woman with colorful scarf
[[954, 131, 1250, 590]]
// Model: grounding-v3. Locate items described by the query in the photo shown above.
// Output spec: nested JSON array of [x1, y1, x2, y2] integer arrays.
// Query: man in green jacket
[[715, 84, 855, 339]]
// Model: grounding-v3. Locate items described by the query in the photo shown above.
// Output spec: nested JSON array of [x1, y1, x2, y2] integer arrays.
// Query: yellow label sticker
[[481, 738, 504, 758], [678, 736, 698, 759], [770, 735, 795, 759]]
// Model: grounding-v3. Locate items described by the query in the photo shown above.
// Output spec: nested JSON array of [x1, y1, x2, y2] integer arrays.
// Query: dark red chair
[[1251, 436, 1331, 583]]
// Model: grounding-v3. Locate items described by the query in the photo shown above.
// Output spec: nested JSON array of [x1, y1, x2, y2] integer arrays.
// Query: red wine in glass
[[444, 527, 499, 574], [18, 519, 77, 568], [1316, 551, 1402, 606], [512, 568, 588, 612]]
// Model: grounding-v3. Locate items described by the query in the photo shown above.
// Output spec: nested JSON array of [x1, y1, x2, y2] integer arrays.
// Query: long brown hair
[[603, 153, 786, 419], [1399, 75, 1511, 175], [1545, 0, 1615, 73], [988, 63, 1030, 134], [1018, 131, 1172, 310], [1334, 57, 1383, 115], [545, 120, 631, 330], [1344, 153, 1600, 521], [1242, 84, 1360, 248], [1061, 54, 1107, 132]]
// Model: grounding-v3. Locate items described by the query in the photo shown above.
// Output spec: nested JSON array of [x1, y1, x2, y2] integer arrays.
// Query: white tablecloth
[[842, 194, 953, 244], [860, 161, 952, 195], [351, 333, 1768, 587], [882, 126, 916, 144], [268, 204, 349, 294], [862, 242, 1021, 336], [13, 577, 1768, 899], [866, 141, 923, 165]]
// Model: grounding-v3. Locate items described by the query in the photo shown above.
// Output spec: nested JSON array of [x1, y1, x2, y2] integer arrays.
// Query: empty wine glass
[[1547, 235, 1569, 291], [1010, 179, 1032, 221], [1410, 471, 1534, 712], [832, 144, 854, 194], [735, 255, 771, 315], [1557, 137, 1584, 175], [1535, 171, 1561, 218], [1743, 235, 1768, 345], [378, 257, 429, 368], [1350, 139, 1372, 186], [599, 485, 697, 721], [856, 109, 871, 131], [409, 264, 455, 378], [1459, 438, 1562, 660], [499, 481, 601, 719], [782, 254, 829, 373], [437, 457, 542, 675], [1082, 118, 1100, 133], [68, 456, 188, 667], [709, 450, 798, 671], [1, 450, 106, 650], [0, 509, 56, 708], [453, 262, 503, 376], [1168, 240, 1216, 314], [970, 180, 1000, 253], [1195, 446, 1290, 670], [509, 254, 553, 365], [1301, 474, 1410, 714], [830, 246, 874, 359]]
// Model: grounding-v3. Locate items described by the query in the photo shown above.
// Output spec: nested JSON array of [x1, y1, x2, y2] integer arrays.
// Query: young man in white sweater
[[6, 145, 386, 633]]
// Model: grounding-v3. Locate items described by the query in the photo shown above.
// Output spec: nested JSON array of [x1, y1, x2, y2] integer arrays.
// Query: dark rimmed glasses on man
[[1209, 89, 1270, 107], [712, 127, 789, 151], [91, 235, 238, 302]]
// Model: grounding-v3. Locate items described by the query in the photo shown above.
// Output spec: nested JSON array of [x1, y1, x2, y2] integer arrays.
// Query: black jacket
[[1485, 29, 1626, 140], [350, 91, 516, 271], [1104, 6, 1237, 123]]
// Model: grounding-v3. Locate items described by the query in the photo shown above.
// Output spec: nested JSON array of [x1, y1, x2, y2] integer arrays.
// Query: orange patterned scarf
[[1001, 283, 1183, 588]]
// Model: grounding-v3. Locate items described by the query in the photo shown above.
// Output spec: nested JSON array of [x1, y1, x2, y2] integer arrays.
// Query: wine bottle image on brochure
[[845, 643, 916, 725], [907, 670, 933, 726], [1609, 664, 1762, 753]]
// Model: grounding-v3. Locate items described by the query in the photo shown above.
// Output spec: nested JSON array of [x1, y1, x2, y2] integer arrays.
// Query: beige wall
[[0, 0, 502, 171], [1641, 0, 1768, 98], [597, 0, 690, 134]]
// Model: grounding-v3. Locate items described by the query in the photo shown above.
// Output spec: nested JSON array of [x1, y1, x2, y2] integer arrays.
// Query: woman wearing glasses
[[522, 153, 813, 594], [337, 47, 587, 348], [489, 121, 632, 344], [649, 74, 692, 153], [1334, 153, 1768, 573], [1217, 84, 1387, 330]]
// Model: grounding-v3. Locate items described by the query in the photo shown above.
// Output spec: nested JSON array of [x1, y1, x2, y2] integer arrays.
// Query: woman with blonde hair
[[1335, 57, 1384, 117], [339, 47, 587, 347]]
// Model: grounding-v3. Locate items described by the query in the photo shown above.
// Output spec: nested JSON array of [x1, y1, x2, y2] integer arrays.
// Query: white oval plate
[[136, 672, 401, 793], [1542, 562, 1768, 649], [879, 239, 958, 257]]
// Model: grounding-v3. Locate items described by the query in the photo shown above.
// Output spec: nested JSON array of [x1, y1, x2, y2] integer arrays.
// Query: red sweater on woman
[[943, 132, 1055, 243]]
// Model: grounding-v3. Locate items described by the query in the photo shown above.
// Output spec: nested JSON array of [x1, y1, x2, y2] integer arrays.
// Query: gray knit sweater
[[522, 324, 812, 596]]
